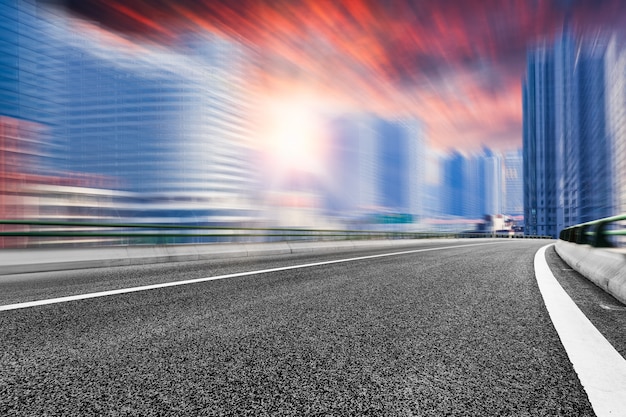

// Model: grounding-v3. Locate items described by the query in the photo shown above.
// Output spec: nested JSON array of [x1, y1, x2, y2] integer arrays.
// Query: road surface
[[1, 239, 623, 416]]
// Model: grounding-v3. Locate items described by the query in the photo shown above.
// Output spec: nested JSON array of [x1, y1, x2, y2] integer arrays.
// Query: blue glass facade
[[504, 150, 523, 216], [0, 0, 64, 188], [377, 119, 408, 211], [41, 21, 260, 222], [577, 42, 613, 223], [524, 31, 615, 237], [443, 151, 466, 217], [524, 43, 557, 236], [440, 148, 503, 219], [606, 37, 626, 217], [0, 3, 261, 226], [326, 116, 365, 214], [325, 115, 424, 221], [0, 0, 59, 126], [65, 46, 248, 187]]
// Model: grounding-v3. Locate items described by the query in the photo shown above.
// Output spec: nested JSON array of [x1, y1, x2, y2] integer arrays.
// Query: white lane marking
[[534, 244, 626, 416], [0, 241, 505, 311]]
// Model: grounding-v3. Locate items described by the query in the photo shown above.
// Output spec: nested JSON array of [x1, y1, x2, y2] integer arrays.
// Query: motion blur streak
[[63, 0, 626, 150]]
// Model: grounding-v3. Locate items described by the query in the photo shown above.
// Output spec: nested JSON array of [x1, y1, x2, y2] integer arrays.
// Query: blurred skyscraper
[[441, 148, 503, 219], [0, 0, 53, 227], [442, 151, 466, 217], [523, 40, 557, 237], [422, 148, 443, 219], [0, 2, 121, 246], [1, 1, 263, 239], [0, 0, 59, 180], [464, 155, 481, 218], [578, 37, 613, 223], [479, 147, 503, 217], [325, 115, 426, 224], [504, 150, 523, 217], [0, 0, 60, 126], [524, 29, 616, 237], [325, 115, 377, 215], [606, 35, 626, 217], [376, 118, 425, 221], [43, 18, 260, 223]]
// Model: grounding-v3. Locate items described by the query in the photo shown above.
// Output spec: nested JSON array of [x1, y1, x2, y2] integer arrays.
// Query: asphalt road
[[0, 239, 600, 416]]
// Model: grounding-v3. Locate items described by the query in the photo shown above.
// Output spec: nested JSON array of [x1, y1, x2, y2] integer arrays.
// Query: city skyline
[[1, 1, 524, 230], [4, 0, 626, 243]]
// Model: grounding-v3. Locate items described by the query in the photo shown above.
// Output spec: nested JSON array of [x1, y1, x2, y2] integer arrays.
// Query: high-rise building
[[44, 17, 260, 223], [0, 1, 60, 228], [606, 35, 626, 215], [375, 118, 425, 220], [0, 2, 264, 231], [325, 115, 378, 215], [464, 154, 481, 218], [577, 37, 613, 223], [524, 29, 616, 237], [442, 151, 466, 217], [0, 3, 124, 247], [324, 115, 426, 224], [440, 148, 503, 219], [523, 41, 558, 237], [422, 148, 443, 219], [0, 0, 60, 126], [504, 149, 523, 216], [481, 148, 504, 216]]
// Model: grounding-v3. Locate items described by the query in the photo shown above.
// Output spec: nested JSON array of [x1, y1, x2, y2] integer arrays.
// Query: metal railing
[[0, 219, 551, 248], [559, 214, 626, 248]]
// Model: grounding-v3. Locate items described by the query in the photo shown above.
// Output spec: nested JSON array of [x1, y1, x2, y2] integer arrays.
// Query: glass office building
[[504, 150, 523, 217], [45, 18, 260, 223], [524, 30, 616, 237], [0, 0, 60, 126], [607, 36, 626, 216], [1, 0, 57, 222], [323, 115, 426, 226]]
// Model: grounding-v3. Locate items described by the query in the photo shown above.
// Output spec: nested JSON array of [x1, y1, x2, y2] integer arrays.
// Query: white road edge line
[[0, 241, 505, 311], [534, 244, 626, 416]]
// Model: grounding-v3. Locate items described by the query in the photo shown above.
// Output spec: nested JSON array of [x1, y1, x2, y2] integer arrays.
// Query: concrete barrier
[[0, 239, 465, 276], [242, 242, 292, 257], [555, 240, 626, 305]]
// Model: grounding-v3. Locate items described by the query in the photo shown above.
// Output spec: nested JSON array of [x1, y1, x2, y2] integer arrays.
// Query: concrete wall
[[0, 238, 461, 275], [555, 240, 626, 305]]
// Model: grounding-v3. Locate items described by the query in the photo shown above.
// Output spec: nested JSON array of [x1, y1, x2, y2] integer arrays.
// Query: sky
[[59, 0, 626, 151]]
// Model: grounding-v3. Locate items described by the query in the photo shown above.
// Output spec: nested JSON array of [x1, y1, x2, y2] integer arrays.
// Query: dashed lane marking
[[534, 244, 626, 416]]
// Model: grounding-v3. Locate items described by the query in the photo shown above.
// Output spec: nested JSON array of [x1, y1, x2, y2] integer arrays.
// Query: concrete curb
[[0, 238, 458, 276], [555, 240, 626, 305]]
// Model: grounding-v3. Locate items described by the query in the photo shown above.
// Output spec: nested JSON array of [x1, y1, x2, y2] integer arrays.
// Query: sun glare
[[264, 101, 326, 173]]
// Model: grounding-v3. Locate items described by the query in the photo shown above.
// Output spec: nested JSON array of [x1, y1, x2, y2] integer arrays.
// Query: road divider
[[0, 238, 468, 275], [555, 240, 626, 305]]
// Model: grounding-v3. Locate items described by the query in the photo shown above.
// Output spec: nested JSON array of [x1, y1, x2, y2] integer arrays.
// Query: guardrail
[[559, 214, 626, 248], [0, 219, 551, 248]]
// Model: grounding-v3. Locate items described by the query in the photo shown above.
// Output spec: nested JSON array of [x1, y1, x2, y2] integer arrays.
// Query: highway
[[1, 239, 623, 416]]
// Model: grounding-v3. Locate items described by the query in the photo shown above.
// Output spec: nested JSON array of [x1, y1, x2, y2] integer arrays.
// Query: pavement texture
[[0, 239, 596, 416]]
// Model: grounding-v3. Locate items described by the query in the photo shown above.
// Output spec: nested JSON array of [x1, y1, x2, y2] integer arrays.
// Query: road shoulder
[[536, 244, 626, 416]]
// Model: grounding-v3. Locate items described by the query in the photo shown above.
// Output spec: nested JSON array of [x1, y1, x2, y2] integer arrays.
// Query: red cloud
[[63, 0, 626, 150]]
